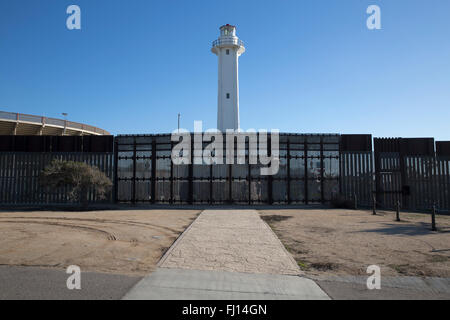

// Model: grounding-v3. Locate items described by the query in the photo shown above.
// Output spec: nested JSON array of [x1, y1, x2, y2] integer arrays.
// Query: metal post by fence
[[432, 204, 437, 231], [396, 201, 401, 222], [354, 193, 358, 210], [372, 193, 376, 215]]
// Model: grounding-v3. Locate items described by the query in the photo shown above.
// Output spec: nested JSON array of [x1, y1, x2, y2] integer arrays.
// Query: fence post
[[113, 138, 118, 203], [151, 140, 157, 204], [133, 138, 137, 204], [354, 192, 358, 210], [432, 204, 437, 231], [304, 140, 308, 205], [170, 140, 174, 204], [396, 201, 401, 222], [188, 138, 193, 205], [372, 193, 376, 215]]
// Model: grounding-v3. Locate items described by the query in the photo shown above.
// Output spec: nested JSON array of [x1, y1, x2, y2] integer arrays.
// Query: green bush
[[41, 159, 112, 207]]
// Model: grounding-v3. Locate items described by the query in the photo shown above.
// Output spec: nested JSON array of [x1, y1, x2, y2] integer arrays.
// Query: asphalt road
[[0, 266, 141, 300], [2, 265, 450, 300]]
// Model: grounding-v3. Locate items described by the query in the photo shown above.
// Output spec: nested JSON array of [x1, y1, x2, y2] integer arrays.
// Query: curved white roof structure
[[0, 111, 110, 136]]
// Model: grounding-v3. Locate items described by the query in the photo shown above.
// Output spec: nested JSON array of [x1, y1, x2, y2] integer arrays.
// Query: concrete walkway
[[125, 210, 329, 299], [159, 209, 300, 275]]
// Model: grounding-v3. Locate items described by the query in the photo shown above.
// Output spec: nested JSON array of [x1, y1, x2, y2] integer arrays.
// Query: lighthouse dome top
[[219, 24, 237, 37], [212, 24, 245, 55]]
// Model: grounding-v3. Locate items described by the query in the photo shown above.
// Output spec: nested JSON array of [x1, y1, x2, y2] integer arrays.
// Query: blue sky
[[1, 0, 449, 140]]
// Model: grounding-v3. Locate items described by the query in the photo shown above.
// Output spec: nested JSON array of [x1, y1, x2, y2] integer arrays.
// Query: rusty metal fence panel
[[340, 151, 450, 212], [0, 152, 114, 205], [405, 155, 450, 212], [371, 152, 450, 212], [436, 157, 450, 211], [340, 151, 374, 207]]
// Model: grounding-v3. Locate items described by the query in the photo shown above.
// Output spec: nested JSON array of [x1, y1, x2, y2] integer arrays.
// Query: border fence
[[0, 134, 449, 212], [0, 135, 114, 205], [115, 134, 342, 204], [373, 138, 450, 212], [0, 152, 114, 205], [339, 151, 374, 207]]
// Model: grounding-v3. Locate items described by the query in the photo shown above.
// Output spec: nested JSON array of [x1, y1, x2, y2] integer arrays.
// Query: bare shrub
[[41, 159, 112, 207]]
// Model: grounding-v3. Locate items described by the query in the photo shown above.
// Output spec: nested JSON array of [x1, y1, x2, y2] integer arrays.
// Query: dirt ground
[[0, 209, 200, 276], [260, 209, 450, 278]]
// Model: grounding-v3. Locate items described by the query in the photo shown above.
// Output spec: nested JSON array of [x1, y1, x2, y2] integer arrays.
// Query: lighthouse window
[[226, 93, 230, 99], [226, 49, 230, 55]]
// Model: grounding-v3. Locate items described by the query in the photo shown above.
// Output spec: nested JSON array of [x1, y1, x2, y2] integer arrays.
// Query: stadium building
[[0, 111, 110, 136]]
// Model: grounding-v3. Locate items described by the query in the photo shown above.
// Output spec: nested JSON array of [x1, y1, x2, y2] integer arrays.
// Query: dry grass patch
[[259, 209, 450, 278], [0, 209, 200, 276]]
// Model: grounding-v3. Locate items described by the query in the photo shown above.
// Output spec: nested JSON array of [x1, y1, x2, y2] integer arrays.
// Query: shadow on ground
[[355, 222, 450, 236]]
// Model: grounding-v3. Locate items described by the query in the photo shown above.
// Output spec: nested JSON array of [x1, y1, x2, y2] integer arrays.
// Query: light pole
[[62, 113, 68, 135]]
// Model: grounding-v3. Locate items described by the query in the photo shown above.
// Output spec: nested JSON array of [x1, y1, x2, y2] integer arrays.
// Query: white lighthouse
[[212, 24, 245, 131]]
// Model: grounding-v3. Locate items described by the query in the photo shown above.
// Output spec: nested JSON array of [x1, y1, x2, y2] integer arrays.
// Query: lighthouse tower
[[212, 24, 245, 131]]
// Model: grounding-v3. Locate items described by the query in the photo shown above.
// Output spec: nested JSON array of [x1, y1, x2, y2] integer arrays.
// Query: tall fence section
[[0, 135, 114, 205], [339, 152, 374, 207], [0, 134, 449, 211], [0, 152, 114, 204], [374, 138, 450, 212], [115, 134, 341, 205]]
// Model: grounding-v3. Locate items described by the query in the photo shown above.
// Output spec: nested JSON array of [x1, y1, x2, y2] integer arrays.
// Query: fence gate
[[374, 151, 403, 209], [374, 138, 436, 210]]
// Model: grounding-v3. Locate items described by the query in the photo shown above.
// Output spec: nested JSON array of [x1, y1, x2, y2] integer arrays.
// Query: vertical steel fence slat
[[304, 140, 308, 205]]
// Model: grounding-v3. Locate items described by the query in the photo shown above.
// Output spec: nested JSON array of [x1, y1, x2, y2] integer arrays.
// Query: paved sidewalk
[[123, 268, 329, 300], [159, 209, 300, 275]]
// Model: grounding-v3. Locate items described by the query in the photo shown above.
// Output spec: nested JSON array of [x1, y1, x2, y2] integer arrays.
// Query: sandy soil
[[0, 209, 200, 276], [259, 209, 450, 278]]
